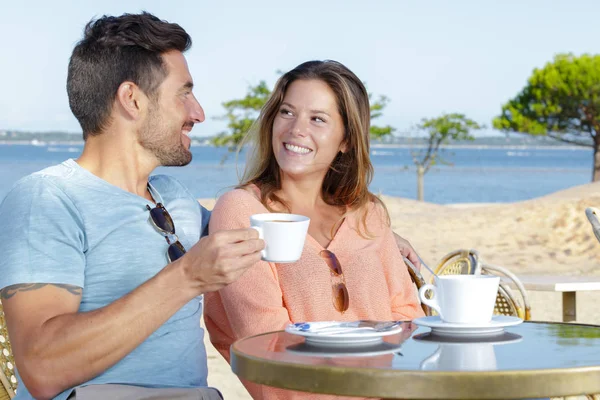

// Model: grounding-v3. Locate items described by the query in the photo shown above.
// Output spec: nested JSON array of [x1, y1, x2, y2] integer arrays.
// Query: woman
[[204, 60, 424, 399]]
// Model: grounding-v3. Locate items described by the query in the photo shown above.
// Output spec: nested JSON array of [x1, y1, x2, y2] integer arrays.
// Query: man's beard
[[139, 109, 192, 167]]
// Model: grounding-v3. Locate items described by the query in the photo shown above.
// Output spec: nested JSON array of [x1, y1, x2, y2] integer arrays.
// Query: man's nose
[[189, 95, 205, 123]]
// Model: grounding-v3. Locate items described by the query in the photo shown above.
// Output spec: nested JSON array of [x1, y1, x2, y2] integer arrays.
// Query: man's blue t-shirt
[[0, 159, 211, 400]]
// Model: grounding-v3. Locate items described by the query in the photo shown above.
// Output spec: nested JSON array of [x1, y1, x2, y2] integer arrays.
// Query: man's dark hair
[[67, 12, 192, 139]]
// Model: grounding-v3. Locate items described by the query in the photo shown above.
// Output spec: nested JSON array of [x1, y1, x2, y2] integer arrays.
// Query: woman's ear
[[339, 141, 348, 154]]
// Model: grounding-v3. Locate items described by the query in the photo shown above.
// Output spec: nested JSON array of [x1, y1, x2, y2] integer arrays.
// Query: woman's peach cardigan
[[204, 187, 424, 400]]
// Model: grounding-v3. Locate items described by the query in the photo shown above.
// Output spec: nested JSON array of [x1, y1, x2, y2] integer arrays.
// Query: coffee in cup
[[250, 213, 310, 263]]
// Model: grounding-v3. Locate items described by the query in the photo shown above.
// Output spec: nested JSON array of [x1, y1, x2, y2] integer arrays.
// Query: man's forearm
[[12, 262, 196, 399]]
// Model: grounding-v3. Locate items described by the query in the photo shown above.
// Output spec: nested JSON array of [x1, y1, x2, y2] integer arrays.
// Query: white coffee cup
[[418, 275, 500, 324], [421, 342, 497, 371], [250, 213, 310, 263]]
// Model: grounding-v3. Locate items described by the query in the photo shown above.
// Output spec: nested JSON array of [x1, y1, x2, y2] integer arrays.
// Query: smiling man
[[0, 12, 264, 400]]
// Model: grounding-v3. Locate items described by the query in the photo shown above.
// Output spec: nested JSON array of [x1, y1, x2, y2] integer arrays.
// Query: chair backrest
[[434, 249, 481, 276], [0, 303, 16, 399], [432, 249, 531, 321], [404, 258, 432, 316], [481, 263, 531, 321]]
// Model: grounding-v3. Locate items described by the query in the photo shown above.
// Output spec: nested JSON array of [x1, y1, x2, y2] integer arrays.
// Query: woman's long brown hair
[[238, 60, 389, 237]]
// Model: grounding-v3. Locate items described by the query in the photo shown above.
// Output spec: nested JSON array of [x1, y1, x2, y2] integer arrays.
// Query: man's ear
[[115, 81, 146, 120]]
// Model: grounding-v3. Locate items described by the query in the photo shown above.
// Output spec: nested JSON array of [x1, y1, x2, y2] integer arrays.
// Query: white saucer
[[412, 315, 523, 337], [286, 340, 404, 357], [285, 321, 404, 346]]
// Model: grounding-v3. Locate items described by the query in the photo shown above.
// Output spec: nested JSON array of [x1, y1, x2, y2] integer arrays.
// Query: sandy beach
[[199, 181, 600, 399]]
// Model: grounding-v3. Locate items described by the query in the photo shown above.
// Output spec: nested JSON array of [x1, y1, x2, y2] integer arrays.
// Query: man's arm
[[2, 229, 263, 400]]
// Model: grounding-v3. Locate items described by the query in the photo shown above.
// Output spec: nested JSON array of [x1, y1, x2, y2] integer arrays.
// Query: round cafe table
[[230, 321, 600, 399]]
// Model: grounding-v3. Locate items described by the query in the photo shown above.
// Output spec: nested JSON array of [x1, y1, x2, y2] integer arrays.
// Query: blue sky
[[1, 0, 599, 137]]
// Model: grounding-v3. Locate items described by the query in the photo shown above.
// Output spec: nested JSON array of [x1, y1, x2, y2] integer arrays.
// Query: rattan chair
[[481, 263, 531, 320], [0, 303, 16, 399], [432, 249, 531, 321], [434, 249, 482, 276]]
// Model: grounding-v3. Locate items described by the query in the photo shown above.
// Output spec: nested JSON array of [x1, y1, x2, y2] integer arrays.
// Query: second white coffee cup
[[418, 275, 500, 324], [250, 213, 310, 263]]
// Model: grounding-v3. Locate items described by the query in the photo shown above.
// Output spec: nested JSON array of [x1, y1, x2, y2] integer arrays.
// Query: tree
[[411, 113, 482, 201], [369, 95, 396, 139], [493, 53, 600, 181], [211, 81, 271, 162], [212, 79, 395, 161]]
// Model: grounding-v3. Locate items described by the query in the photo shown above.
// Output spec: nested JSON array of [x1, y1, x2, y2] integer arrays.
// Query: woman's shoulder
[[217, 185, 259, 203], [357, 197, 390, 232], [213, 185, 266, 214], [210, 185, 268, 231]]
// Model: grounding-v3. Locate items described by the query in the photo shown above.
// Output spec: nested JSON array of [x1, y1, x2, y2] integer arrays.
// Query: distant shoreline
[[0, 140, 84, 145], [370, 143, 588, 151], [0, 141, 590, 151]]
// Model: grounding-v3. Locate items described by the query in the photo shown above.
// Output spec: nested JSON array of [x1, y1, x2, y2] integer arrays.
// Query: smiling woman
[[204, 60, 424, 400], [272, 79, 347, 180]]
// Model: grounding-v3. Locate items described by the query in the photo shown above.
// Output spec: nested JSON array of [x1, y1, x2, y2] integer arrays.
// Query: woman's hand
[[393, 232, 422, 270]]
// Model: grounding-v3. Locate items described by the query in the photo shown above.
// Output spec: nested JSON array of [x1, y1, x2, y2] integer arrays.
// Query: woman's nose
[[290, 117, 308, 136]]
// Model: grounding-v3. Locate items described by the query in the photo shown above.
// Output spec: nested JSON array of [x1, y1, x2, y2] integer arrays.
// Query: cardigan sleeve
[[367, 202, 425, 321], [382, 225, 425, 320]]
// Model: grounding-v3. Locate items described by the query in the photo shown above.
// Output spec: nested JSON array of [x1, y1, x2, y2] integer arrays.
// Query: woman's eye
[[279, 108, 293, 116], [313, 116, 326, 123]]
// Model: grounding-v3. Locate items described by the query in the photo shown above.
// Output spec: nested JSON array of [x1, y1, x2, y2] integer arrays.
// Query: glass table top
[[233, 321, 600, 372]]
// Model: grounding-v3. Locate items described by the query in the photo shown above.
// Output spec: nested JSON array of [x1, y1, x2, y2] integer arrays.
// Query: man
[[0, 12, 264, 400]]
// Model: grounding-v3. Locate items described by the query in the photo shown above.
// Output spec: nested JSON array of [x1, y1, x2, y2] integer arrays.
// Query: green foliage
[[412, 113, 482, 173], [493, 53, 600, 147], [211, 81, 271, 151], [369, 95, 396, 139]]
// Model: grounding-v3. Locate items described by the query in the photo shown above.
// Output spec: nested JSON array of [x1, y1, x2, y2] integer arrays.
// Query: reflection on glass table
[[413, 331, 522, 371]]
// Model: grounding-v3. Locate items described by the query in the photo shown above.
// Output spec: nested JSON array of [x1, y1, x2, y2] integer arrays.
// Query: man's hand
[[179, 228, 265, 294], [393, 232, 422, 270]]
